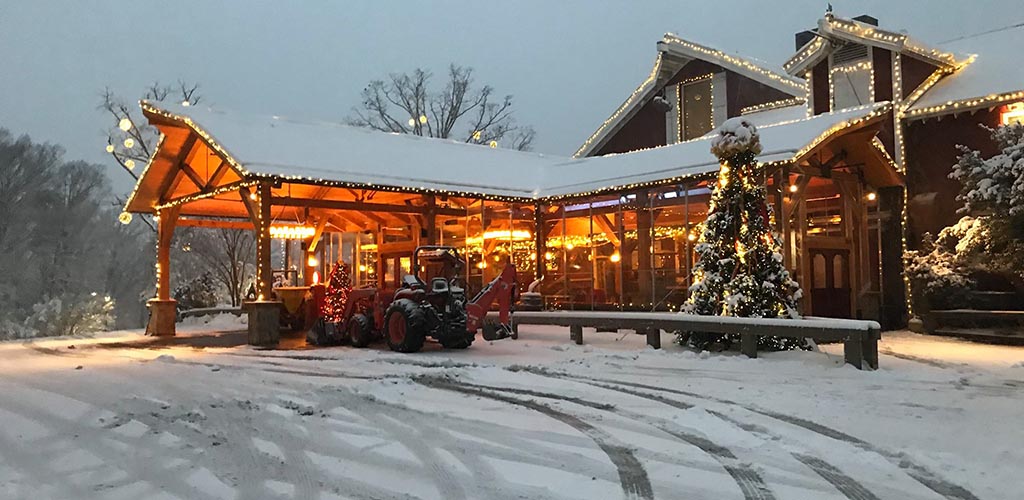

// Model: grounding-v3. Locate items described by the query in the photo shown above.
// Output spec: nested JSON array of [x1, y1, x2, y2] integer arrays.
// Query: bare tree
[[179, 228, 255, 307], [349, 64, 536, 151], [99, 82, 255, 309], [99, 81, 201, 182]]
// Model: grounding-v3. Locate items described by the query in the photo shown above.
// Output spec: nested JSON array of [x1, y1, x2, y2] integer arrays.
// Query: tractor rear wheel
[[348, 313, 373, 348], [384, 299, 427, 353]]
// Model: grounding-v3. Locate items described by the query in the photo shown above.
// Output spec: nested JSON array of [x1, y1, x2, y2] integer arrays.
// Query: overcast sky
[[1, 1, 1020, 193]]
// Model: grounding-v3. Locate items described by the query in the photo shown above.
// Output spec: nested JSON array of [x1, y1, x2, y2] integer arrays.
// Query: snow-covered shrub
[[950, 123, 1024, 215], [0, 318, 35, 341], [905, 233, 974, 313], [23, 294, 115, 338], [173, 272, 219, 311]]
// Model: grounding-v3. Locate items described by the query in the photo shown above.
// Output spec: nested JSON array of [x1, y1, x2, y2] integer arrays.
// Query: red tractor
[[307, 246, 518, 353]]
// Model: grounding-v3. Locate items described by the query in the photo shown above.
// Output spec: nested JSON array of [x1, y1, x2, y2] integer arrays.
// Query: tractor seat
[[402, 275, 425, 290], [431, 277, 448, 293]]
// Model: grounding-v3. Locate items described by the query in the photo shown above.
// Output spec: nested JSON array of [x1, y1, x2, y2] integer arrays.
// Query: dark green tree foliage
[[681, 118, 805, 351]]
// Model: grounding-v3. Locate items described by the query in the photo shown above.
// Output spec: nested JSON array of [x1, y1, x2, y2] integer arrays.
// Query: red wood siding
[[812, 60, 829, 115], [903, 109, 1001, 247], [727, 76, 793, 117], [872, 47, 893, 102], [899, 54, 938, 100], [594, 59, 799, 156]]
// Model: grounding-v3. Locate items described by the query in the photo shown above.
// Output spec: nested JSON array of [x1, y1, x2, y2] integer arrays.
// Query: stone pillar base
[[246, 301, 281, 346], [147, 299, 178, 336]]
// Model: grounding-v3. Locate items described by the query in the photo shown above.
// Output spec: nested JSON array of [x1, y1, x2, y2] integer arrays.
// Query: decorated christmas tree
[[322, 261, 353, 323], [681, 117, 805, 351]]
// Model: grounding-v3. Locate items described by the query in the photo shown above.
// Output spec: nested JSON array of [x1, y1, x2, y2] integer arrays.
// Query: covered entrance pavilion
[[124, 101, 903, 345]]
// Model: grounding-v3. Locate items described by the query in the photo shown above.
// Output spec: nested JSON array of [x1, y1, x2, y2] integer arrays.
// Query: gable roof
[[784, 14, 971, 76], [904, 23, 1024, 120], [127, 100, 892, 212], [574, 34, 806, 159]]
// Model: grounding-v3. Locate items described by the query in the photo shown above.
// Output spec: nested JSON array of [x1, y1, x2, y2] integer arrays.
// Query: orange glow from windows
[[1001, 102, 1024, 125]]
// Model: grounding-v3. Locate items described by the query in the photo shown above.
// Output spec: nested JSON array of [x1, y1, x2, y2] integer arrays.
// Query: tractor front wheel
[[384, 299, 427, 353], [439, 309, 473, 349], [348, 313, 374, 348]]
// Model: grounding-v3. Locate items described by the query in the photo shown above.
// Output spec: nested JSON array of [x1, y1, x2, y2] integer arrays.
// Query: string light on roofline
[[740, 97, 805, 115]]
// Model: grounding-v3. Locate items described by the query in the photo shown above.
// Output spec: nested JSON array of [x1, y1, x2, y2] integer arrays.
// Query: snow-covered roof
[[904, 23, 1024, 120], [543, 103, 891, 198], [573, 34, 805, 159], [658, 35, 806, 96], [784, 15, 970, 76], [129, 101, 890, 210], [143, 101, 552, 199]]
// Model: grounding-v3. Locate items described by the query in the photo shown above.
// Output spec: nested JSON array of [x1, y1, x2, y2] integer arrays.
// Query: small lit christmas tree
[[681, 117, 805, 351], [322, 261, 352, 322]]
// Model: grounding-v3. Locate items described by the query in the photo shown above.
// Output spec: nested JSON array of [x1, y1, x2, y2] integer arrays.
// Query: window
[[680, 78, 714, 140], [1001, 102, 1024, 125], [831, 59, 872, 110]]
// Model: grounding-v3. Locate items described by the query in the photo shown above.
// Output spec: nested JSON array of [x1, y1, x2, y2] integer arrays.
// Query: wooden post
[[534, 203, 546, 281], [570, 324, 583, 345], [424, 195, 437, 245], [635, 190, 653, 308], [148, 206, 181, 336], [247, 182, 280, 346]]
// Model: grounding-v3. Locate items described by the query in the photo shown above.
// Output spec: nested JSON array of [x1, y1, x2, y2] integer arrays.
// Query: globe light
[[105, 144, 114, 153], [610, 252, 621, 263], [118, 117, 132, 131], [788, 184, 799, 193], [472, 130, 482, 141], [123, 138, 135, 149], [489, 140, 498, 148], [125, 159, 136, 170], [419, 115, 427, 124], [182, 100, 191, 107], [866, 192, 877, 201], [408, 118, 416, 127], [118, 212, 133, 225]]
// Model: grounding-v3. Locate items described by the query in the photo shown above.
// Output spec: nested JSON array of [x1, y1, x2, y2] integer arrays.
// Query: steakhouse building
[[123, 13, 1024, 344]]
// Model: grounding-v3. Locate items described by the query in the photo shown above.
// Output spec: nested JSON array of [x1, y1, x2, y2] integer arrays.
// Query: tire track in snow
[[415, 376, 655, 500], [791, 454, 881, 500], [459, 380, 778, 500], [519, 367, 980, 500], [574, 379, 878, 500]]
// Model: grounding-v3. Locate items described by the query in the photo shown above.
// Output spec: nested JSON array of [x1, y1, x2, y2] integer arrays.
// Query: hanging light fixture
[[123, 138, 135, 149]]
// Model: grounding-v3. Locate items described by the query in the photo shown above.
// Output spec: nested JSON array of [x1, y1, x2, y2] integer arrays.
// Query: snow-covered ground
[[1, 317, 1022, 500]]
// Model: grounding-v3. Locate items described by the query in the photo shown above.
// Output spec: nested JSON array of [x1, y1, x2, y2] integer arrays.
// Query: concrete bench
[[508, 311, 881, 370]]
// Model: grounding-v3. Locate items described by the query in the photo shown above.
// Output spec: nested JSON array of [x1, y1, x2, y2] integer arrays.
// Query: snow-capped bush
[[951, 122, 1024, 215], [905, 232, 975, 312], [710, 118, 762, 159], [23, 294, 115, 338], [173, 272, 219, 311]]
